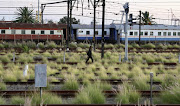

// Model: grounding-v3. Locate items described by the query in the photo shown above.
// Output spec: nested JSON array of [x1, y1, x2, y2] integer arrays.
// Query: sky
[[0, 0, 180, 25]]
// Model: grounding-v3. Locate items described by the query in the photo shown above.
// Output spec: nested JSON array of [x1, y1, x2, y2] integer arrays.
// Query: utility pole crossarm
[[42, 0, 73, 5]]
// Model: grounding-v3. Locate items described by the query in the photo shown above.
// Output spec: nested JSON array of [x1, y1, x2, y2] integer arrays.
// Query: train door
[[73, 29, 77, 40], [110, 28, 116, 42]]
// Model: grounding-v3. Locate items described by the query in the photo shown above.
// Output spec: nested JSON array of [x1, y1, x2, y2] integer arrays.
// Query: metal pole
[[150, 72, 153, 105], [41, 4, 43, 24], [139, 10, 141, 45], [70, 0, 72, 42], [124, 13, 128, 61], [101, 0, 105, 59], [38, 0, 40, 23], [40, 87, 42, 98], [93, 0, 96, 51], [124, 3, 129, 61], [67, 0, 70, 50]]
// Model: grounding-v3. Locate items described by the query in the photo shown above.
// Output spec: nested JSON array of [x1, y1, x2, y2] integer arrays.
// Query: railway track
[[0, 104, 179, 106], [0, 90, 161, 97]]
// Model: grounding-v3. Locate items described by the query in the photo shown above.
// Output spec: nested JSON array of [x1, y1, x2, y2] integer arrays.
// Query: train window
[[86, 31, 90, 35], [173, 32, 176, 36], [21, 30, 25, 34], [104, 31, 107, 35], [79, 30, 83, 33], [50, 30, 54, 34], [163, 32, 167, 36], [41, 30, 45, 34], [158, 32, 161, 36], [141, 32, 143, 35], [95, 31, 98, 35], [145, 32, 148, 36], [168, 32, 171, 36], [129, 32, 133, 36], [11, 30, 16, 34], [31, 30, 35, 34], [134, 32, 138, 36], [1, 30, 5, 34], [150, 32, 153, 36], [178, 32, 180, 36]]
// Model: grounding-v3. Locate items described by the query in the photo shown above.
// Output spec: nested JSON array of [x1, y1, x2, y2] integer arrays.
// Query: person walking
[[86, 46, 93, 63]]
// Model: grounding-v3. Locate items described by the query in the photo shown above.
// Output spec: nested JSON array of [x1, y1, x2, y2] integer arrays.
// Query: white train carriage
[[72, 24, 116, 41], [115, 24, 180, 42]]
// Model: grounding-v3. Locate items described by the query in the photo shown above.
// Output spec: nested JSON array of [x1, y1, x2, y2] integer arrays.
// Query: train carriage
[[71, 24, 116, 42], [0, 23, 66, 42], [115, 24, 180, 42]]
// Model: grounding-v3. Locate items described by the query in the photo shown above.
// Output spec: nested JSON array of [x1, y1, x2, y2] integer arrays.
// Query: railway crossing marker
[[23, 65, 28, 76], [64, 51, 66, 63], [35, 64, 47, 98], [13, 52, 15, 62]]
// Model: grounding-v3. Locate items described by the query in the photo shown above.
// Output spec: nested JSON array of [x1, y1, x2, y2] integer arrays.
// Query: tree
[[58, 16, 80, 24], [14, 7, 35, 23], [47, 20, 54, 24], [142, 11, 155, 25]]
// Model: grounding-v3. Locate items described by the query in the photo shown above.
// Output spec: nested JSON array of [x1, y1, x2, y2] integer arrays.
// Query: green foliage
[[131, 43, 140, 48], [21, 45, 30, 53], [4, 72, 17, 82], [0, 97, 5, 104], [144, 56, 155, 63], [37, 42, 45, 49], [31, 93, 62, 104], [3, 42, 13, 48], [156, 44, 167, 49], [14, 7, 35, 23], [142, 11, 155, 25], [62, 78, 79, 90], [46, 41, 57, 48], [11, 96, 25, 105], [0, 82, 6, 90], [77, 43, 90, 49], [159, 84, 180, 104], [0, 44, 4, 48], [161, 74, 177, 88], [132, 77, 150, 90], [116, 84, 140, 104], [172, 44, 180, 49], [58, 16, 80, 24], [73, 91, 91, 104], [74, 83, 105, 104], [26, 41, 36, 48], [141, 43, 155, 49], [104, 44, 114, 49], [92, 81, 112, 91], [69, 42, 77, 48], [0, 56, 11, 63]]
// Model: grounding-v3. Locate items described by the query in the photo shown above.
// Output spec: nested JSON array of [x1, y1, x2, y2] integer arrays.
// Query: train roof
[[72, 24, 116, 29], [0, 23, 67, 30], [115, 24, 180, 30]]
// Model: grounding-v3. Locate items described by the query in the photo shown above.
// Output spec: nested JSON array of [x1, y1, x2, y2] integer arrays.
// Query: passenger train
[[72, 24, 180, 42], [0, 22, 180, 43], [0, 23, 66, 42]]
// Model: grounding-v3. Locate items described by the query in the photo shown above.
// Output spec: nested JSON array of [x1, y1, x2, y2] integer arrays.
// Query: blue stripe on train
[[77, 37, 109, 40], [121, 38, 180, 41]]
